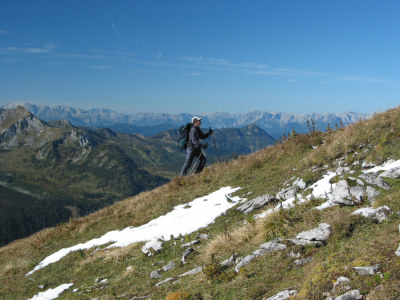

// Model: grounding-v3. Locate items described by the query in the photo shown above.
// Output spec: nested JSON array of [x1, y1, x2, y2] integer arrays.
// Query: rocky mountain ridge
[[2, 102, 368, 138]]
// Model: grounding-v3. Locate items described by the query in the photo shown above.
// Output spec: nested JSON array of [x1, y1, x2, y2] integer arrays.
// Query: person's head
[[192, 116, 202, 127]]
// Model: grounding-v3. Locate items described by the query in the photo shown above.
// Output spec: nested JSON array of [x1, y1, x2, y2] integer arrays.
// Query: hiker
[[180, 116, 213, 176]]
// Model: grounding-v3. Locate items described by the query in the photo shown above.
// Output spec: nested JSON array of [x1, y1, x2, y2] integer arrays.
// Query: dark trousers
[[180, 147, 206, 176]]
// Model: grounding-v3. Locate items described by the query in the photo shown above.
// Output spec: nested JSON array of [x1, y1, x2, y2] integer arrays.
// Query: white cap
[[192, 116, 202, 123]]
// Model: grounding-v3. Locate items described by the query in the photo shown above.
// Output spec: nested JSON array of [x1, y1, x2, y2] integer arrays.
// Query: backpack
[[178, 123, 192, 150]]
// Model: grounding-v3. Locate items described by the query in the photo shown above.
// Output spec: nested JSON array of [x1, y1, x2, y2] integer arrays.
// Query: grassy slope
[[1, 107, 400, 299]]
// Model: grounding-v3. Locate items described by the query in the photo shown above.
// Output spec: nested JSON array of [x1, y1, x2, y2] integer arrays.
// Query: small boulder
[[359, 173, 390, 190], [293, 257, 312, 266], [236, 194, 276, 214], [353, 264, 380, 275], [178, 266, 203, 277], [396, 244, 400, 257], [336, 167, 351, 174], [331, 181, 354, 206], [351, 206, 391, 223], [276, 187, 297, 201], [366, 186, 380, 204], [265, 288, 297, 300], [161, 261, 176, 272], [150, 270, 162, 279], [332, 276, 351, 296], [181, 248, 195, 264], [180, 240, 200, 248], [334, 289, 363, 300], [380, 167, 400, 179], [289, 223, 331, 246], [142, 239, 163, 256]]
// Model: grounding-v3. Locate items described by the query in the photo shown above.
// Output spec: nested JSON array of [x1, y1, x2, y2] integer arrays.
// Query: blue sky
[[0, 0, 399, 114]]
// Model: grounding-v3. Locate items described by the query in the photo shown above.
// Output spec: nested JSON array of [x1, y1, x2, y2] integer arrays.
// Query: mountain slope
[[3, 102, 367, 138], [1, 106, 400, 299]]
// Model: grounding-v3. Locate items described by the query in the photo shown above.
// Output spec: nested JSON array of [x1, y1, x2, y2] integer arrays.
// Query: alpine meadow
[[1, 106, 400, 299]]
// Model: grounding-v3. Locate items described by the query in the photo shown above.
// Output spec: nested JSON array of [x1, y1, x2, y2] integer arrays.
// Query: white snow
[[364, 159, 400, 173], [27, 186, 242, 275], [28, 283, 73, 300]]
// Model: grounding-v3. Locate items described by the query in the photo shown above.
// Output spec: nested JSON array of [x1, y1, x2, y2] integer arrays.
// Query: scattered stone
[[289, 223, 331, 246], [150, 270, 162, 279], [181, 248, 195, 264], [180, 240, 200, 248], [331, 180, 355, 206], [142, 239, 163, 256], [336, 167, 351, 174], [276, 187, 298, 201], [237, 194, 276, 214], [99, 279, 108, 285], [235, 241, 286, 273], [154, 277, 173, 287], [293, 257, 313, 266], [220, 255, 241, 268], [351, 206, 391, 223], [353, 264, 380, 275], [178, 266, 203, 277], [94, 277, 104, 284], [288, 251, 301, 258], [196, 233, 209, 240], [366, 186, 380, 204], [359, 174, 390, 190], [380, 166, 400, 179], [362, 161, 376, 168], [126, 266, 133, 271], [396, 244, 400, 257], [349, 186, 366, 203], [38, 285, 45, 290], [294, 178, 307, 190], [334, 289, 363, 300], [333, 276, 351, 296], [265, 288, 297, 300], [161, 261, 176, 272]]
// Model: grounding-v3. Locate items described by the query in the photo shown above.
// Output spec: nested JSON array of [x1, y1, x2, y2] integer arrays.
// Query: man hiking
[[180, 116, 213, 176]]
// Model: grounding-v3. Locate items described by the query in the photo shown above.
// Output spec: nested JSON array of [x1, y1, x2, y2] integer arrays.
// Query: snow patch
[[27, 186, 242, 275], [28, 283, 73, 300]]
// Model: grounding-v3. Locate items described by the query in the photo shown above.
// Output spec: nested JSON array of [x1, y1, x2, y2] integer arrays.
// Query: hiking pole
[[212, 133, 221, 162], [189, 149, 206, 174]]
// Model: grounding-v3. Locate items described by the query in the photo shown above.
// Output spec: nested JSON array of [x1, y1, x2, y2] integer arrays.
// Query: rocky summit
[[1, 106, 400, 299]]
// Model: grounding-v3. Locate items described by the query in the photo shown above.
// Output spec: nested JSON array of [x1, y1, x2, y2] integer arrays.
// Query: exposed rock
[[94, 277, 104, 284], [349, 186, 366, 203], [336, 167, 351, 174], [293, 257, 313, 266], [396, 244, 400, 257], [380, 167, 400, 179], [178, 266, 202, 277], [142, 239, 163, 256], [38, 284, 45, 290], [288, 223, 331, 246], [237, 194, 276, 214], [154, 277, 173, 287], [334, 289, 363, 300], [220, 255, 241, 268], [331, 180, 354, 206], [353, 264, 380, 275], [366, 186, 380, 204], [351, 206, 391, 223], [235, 241, 286, 272], [150, 270, 162, 279], [276, 187, 298, 201], [362, 161, 376, 168], [181, 248, 195, 264], [288, 251, 300, 258], [196, 233, 209, 240], [161, 261, 176, 272], [180, 240, 200, 248], [265, 288, 297, 300], [293, 178, 307, 190], [126, 266, 133, 271], [332, 276, 351, 296], [359, 174, 390, 190]]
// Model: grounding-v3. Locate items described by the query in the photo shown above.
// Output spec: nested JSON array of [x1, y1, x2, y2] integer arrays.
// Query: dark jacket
[[188, 126, 211, 149]]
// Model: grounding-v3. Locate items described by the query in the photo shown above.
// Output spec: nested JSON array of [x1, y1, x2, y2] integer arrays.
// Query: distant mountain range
[[0, 106, 275, 245], [2, 102, 369, 138]]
